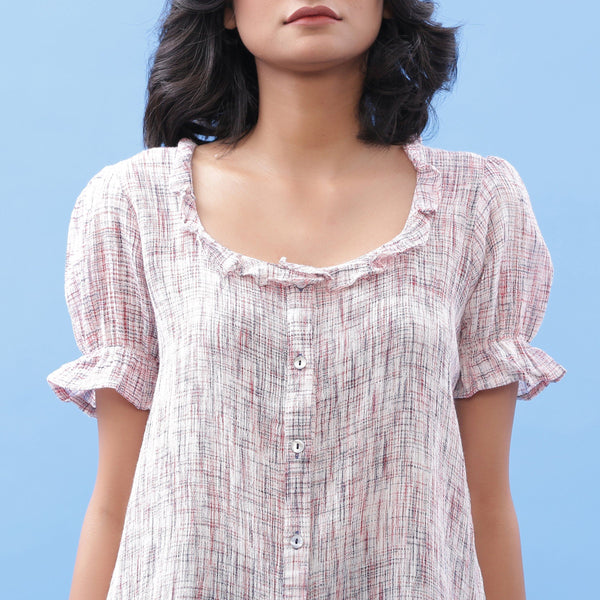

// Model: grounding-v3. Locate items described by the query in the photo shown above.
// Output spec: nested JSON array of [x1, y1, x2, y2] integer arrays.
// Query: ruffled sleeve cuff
[[46, 346, 160, 418], [453, 337, 567, 400]]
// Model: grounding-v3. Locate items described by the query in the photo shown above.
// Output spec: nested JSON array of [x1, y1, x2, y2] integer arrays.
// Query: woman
[[47, 0, 566, 598]]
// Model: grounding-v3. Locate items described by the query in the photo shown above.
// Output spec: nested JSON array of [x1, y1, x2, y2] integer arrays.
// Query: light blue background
[[1, 1, 596, 597]]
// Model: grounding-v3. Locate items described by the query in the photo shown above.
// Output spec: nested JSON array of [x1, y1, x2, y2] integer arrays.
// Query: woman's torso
[[105, 137, 489, 599]]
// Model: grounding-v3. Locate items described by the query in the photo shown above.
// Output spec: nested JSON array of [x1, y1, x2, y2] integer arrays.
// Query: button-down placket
[[282, 281, 316, 600]]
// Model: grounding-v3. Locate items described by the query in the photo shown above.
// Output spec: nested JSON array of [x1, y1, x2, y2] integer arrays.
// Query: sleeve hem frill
[[46, 345, 159, 418], [453, 336, 567, 400]]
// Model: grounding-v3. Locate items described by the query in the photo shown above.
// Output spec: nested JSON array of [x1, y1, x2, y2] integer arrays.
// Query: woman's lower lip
[[287, 15, 340, 24]]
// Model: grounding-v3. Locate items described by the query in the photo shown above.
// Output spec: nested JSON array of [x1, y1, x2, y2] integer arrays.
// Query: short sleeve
[[46, 165, 160, 418], [453, 155, 566, 401]]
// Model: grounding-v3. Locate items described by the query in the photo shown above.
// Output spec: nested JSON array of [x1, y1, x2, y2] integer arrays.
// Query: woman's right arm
[[68, 388, 149, 600]]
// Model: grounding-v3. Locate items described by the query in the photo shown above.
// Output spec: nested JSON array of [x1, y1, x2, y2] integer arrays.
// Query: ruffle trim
[[170, 136, 442, 290], [453, 337, 567, 401], [46, 346, 160, 418]]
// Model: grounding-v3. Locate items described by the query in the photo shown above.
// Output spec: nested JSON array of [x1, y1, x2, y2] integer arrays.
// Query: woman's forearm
[[471, 498, 527, 600], [68, 497, 125, 600]]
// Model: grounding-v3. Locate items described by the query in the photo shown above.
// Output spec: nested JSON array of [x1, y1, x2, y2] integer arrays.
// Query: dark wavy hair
[[143, 0, 461, 150]]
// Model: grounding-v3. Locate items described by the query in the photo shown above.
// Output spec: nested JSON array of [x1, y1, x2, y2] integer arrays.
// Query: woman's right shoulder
[[79, 144, 182, 204], [97, 144, 179, 188], [73, 145, 183, 226]]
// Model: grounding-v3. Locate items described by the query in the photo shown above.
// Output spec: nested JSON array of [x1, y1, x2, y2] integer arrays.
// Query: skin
[[221, 0, 395, 180], [69, 390, 149, 600], [455, 382, 527, 600], [198, 0, 416, 270]]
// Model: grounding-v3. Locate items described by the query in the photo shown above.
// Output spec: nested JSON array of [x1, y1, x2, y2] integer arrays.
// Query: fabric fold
[[453, 337, 567, 400], [46, 346, 160, 418]]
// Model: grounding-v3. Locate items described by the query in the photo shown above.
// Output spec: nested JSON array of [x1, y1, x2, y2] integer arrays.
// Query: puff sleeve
[[46, 165, 160, 418], [453, 156, 566, 400]]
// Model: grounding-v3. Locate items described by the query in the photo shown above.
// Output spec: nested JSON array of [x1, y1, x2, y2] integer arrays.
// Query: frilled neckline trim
[[170, 136, 441, 290]]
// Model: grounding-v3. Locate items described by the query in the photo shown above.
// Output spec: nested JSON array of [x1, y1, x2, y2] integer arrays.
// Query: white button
[[294, 355, 307, 370], [290, 532, 304, 549], [291, 439, 305, 454], [295, 283, 306, 290]]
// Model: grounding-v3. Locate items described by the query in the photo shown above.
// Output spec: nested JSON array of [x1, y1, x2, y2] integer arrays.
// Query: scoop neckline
[[171, 136, 442, 289]]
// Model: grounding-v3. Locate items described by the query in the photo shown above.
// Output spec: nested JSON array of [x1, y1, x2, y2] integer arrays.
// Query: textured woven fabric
[[47, 137, 566, 599]]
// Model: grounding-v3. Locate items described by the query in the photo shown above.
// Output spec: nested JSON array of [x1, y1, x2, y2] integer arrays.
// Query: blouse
[[46, 136, 566, 599]]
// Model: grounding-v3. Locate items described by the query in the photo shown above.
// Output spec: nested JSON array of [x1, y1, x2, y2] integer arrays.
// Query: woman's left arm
[[455, 381, 527, 600]]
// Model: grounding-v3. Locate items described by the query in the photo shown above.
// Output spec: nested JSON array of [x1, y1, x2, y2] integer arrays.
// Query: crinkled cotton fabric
[[47, 136, 566, 599]]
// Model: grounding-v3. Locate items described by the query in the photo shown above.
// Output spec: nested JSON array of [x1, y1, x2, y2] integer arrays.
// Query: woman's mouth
[[284, 5, 342, 24]]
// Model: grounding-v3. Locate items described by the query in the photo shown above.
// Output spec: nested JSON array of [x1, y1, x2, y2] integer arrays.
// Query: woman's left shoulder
[[419, 141, 526, 203]]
